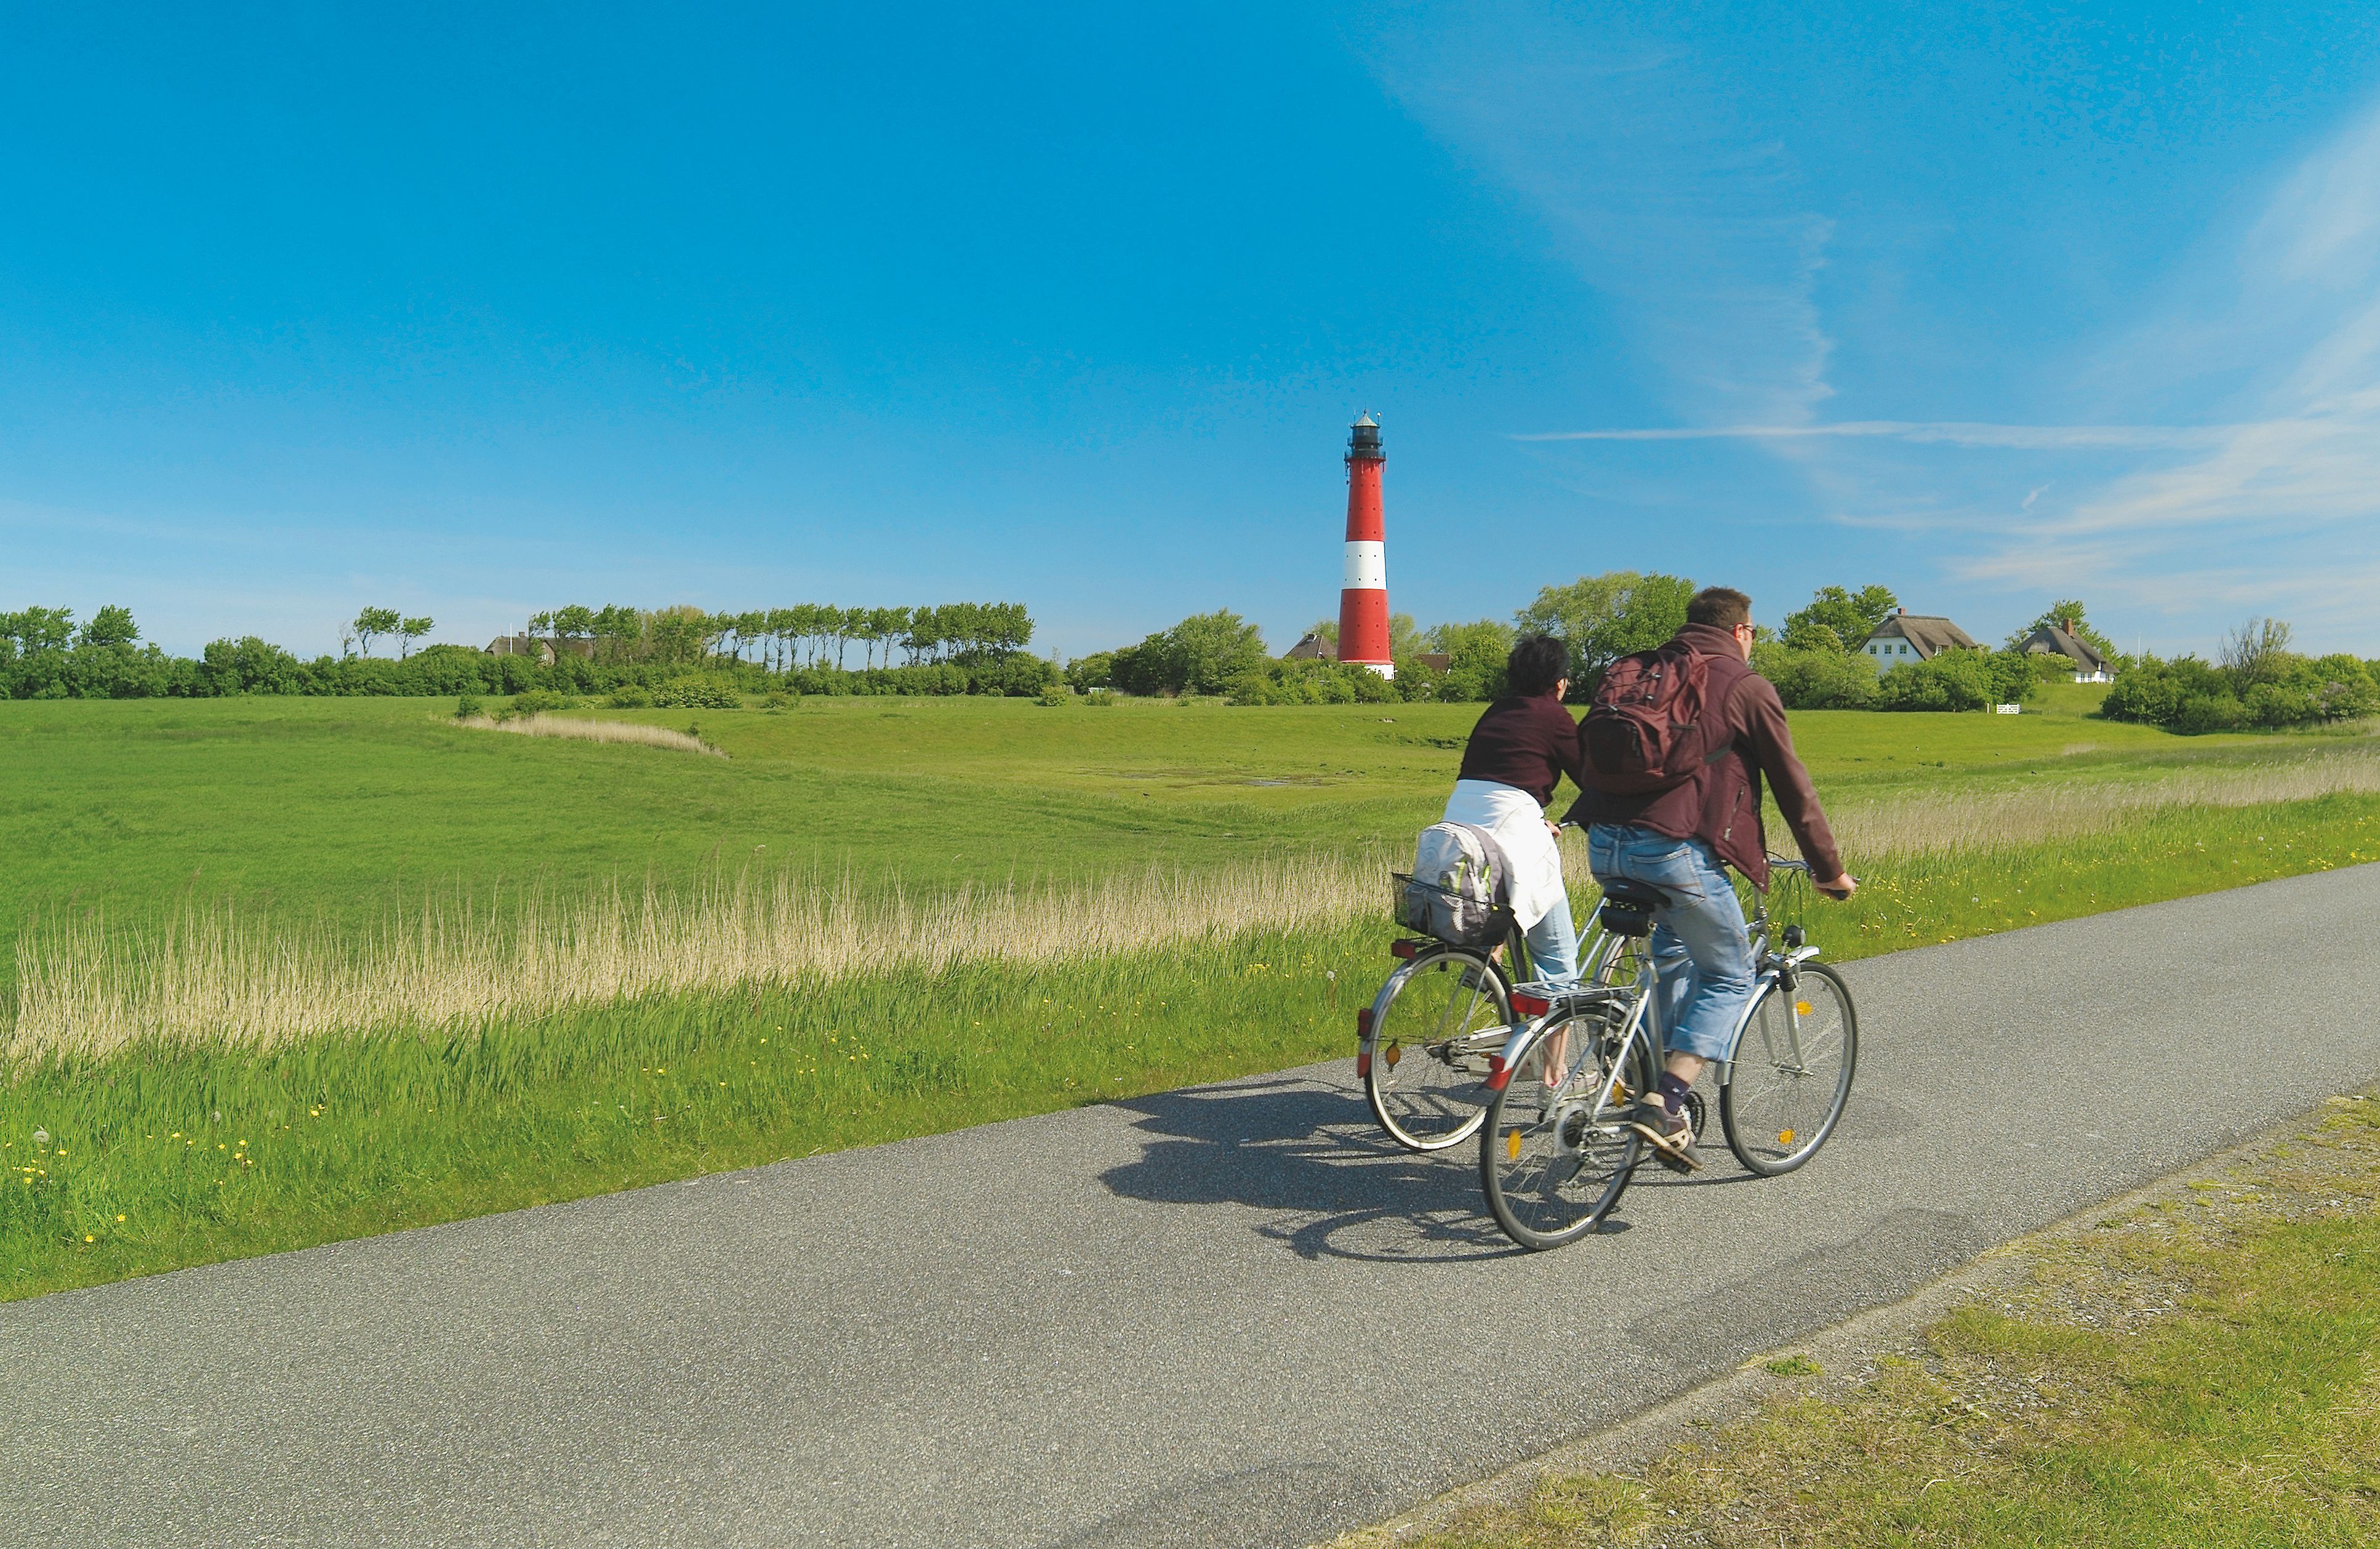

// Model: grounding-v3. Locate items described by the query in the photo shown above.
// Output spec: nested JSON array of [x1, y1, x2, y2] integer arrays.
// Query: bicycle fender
[[1483, 1020, 1538, 1092]]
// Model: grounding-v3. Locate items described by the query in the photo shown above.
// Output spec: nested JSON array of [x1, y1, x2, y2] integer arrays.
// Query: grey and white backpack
[[1396, 821, 1513, 948]]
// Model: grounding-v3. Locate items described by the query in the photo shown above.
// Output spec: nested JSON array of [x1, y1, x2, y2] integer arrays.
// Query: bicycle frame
[[1484, 861, 1821, 1113]]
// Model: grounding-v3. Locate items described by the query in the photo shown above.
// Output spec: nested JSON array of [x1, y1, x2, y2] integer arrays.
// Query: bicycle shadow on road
[[1096, 1072, 1531, 1263]]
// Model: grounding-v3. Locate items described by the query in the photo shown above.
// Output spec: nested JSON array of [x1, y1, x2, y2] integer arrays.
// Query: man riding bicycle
[[1565, 587, 1856, 1171]]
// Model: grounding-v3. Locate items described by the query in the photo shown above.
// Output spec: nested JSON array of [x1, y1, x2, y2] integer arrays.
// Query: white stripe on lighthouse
[[1342, 540, 1386, 589]]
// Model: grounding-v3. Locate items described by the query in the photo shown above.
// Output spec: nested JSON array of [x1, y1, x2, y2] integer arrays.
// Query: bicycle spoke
[[1720, 963, 1857, 1175], [1481, 1015, 1646, 1249], [1364, 950, 1509, 1153]]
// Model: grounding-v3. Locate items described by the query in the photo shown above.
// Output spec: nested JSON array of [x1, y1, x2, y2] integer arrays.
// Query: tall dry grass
[[19, 750, 2379, 1064], [12, 851, 1386, 1061], [1829, 751, 2380, 856], [455, 714, 726, 757]]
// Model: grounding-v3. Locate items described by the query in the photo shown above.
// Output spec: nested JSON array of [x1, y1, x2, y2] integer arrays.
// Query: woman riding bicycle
[[1439, 634, 1587, 990]]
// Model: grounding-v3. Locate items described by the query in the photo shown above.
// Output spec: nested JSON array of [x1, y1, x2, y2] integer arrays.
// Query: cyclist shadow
[[1097, 1072, 1538, 1263]]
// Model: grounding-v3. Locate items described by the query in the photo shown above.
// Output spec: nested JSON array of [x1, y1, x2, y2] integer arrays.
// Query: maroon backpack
[[1580, 639, 1728, 794]]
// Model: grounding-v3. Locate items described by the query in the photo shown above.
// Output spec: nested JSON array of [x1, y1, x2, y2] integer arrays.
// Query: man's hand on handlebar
[[1815, 874, 1858, 901]]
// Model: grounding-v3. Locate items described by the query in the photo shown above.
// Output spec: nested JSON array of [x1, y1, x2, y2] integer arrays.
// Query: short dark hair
[[1686, 587, 1753, 629], [1507, 634, 1571, 696]]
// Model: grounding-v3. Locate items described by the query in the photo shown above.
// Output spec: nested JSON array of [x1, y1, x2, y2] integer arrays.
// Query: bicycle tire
[[1719, 960, 1857, 1176], [1362, 946, 1511, 1152], [1479, 1010, 1654, 1250]]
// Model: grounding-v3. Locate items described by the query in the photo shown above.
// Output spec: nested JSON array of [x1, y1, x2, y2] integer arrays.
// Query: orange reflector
[[1511, 992, 1552, 1019], [1505, 1129, 1522, 1161], [1779, 1128, 1797, 1146], [1383, 1042, 1401, 1068], [1795, 1000, 1813, 1016], [1390, 939, 1420, 960]]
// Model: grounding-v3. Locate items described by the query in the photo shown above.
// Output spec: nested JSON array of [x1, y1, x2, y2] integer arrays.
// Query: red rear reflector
[[1355, 1008, 1374, 1038], [1389, 940, 1419, 960], [1355, 1052, 1371, 1078], [1485, 1054, 1513, 1092], [1511, 992, 1551, 1019]]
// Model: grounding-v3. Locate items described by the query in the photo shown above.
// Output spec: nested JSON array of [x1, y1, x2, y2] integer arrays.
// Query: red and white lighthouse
[[1337, 413, 1392, 677]]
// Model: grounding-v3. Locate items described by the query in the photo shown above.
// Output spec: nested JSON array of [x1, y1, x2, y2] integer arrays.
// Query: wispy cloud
[[1503, 87, 2380, 645], [1361, 11, 1838, 428], [1982, 103, 2380, 627], [1513, 420, 2243, 449]]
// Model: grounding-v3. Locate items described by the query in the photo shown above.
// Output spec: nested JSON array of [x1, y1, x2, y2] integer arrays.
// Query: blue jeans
[[1523, 891, 1581, 990], [1586, 824, 1755, 1063]]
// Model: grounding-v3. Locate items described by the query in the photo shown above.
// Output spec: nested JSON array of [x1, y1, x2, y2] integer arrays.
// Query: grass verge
[[1337, 1094, 2380, 1549], [7, 794, 2379, 1303]]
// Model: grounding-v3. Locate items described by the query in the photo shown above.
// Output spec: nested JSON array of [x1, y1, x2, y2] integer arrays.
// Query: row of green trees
[[1062, 579, 2171, 718], [1059, 610, 1517, 705], [519, 601, 1033, 670], [0, 605, 1059, 701]]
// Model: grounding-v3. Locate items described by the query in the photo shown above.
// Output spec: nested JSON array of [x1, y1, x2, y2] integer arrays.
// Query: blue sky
[[7, 2, 2380, 658]]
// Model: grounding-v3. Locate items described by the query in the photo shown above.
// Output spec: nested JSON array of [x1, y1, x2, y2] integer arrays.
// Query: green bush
[[454, 694, 483, 719], [2173, 691, 2246, 734], [1225, 659, 1397, 706], [1035, 684, 1072, 707], [608, 685, 655, 708], [1110, 611, 1269, 696], [1065, 651, 1116, 693], [1875, 651, 1994, 712], [1423, 620, 1515, 701], [2101, 640, 2376, 733], [2308, 655, 2380, 722], [1983, 647, 2039, 706], [505, 690, 577, 718], [1752, 645, 1877, 709], [651, 676, 742, 710]]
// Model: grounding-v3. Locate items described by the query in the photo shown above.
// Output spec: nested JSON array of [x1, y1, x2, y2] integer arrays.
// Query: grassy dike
[[1344, 1096, 2380, 1549], [6, 792, 2378, 1302]]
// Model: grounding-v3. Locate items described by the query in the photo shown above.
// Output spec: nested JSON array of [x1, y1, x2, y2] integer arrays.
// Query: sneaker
[[1625, 1099, 1702, 1173]]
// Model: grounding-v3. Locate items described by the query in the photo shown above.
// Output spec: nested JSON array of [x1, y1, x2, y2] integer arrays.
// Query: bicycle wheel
[[1720, 960, 1857, 1176], [1480, 1011, 1653, 1250], [1362, 948, 1510, 1152]]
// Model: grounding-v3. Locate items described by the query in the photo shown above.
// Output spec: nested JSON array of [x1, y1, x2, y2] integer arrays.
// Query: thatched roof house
[[2018, 621, 2112, 683], [1859, 608, 1977, 666], [485, 635, 556, 664]]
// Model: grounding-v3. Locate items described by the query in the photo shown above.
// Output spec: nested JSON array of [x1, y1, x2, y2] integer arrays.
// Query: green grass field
[[4, 688, 2378, 1300], [0, 682, 2304, 992]]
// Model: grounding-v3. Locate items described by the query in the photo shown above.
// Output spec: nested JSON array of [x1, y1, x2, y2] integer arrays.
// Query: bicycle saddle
[[1596, 878, 1670, 936]]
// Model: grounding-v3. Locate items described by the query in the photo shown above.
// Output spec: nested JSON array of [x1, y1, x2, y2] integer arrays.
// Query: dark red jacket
[[1456, 693, 1584, 808], [1562, 623, 1843, 890]]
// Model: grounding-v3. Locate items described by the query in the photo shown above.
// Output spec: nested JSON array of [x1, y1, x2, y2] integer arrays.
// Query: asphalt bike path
[[9, 865, 2380, 1548]]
